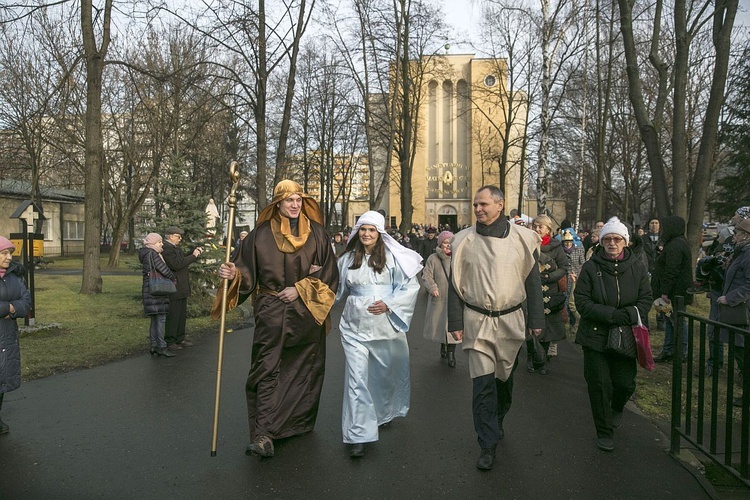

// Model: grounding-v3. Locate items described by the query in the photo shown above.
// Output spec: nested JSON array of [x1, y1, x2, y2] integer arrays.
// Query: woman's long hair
[[345, 231, 387, 273]]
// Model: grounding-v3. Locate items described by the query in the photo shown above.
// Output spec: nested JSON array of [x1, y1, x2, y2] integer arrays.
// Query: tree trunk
[[671, 0, 689, 218], [687, 0, 737, 262], [616, 0, 670, 218], [256, 0, 269, 208], [538, 0, 551, 216], [274, 0, 312, 186], [79, 0, 111, 294], [398, 1, 413, 235]]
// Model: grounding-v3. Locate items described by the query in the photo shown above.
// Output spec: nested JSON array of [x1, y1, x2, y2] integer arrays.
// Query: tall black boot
[[440, 343, 447, 358], [0, 393, 7, 435], [446, 344, 456, 368], [526, 340, 535, 372]]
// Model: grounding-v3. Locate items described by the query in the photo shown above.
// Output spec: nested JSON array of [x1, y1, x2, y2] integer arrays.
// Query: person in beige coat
[[421, 231, 459, 367]]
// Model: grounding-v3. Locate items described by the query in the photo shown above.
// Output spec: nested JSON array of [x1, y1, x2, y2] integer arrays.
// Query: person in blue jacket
[[555, 219, 583, 248]]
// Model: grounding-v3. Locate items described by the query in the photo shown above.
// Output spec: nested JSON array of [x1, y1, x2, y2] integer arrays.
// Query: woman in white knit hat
[[336, 211, 422, 458], [574, 217, 652, 452]]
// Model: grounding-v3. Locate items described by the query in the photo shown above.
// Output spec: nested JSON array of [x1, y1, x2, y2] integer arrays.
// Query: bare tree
[[475, 4, 538, 208], [685, 0, 737, 258], [157, 0, 316, 209]]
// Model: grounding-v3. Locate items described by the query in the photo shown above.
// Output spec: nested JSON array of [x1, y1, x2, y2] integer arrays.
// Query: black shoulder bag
[[596, 265, 637, 358], [149, 253, 177, 296]]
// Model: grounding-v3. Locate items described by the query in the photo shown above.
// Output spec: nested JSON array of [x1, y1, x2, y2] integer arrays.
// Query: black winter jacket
[[0, 261, 31, 394], [139, 248, 175, 315], [161, 241, 198, 300], [643, 231, 661, 273], [574, 247, 653, 352], [651, 215, 693, 305]]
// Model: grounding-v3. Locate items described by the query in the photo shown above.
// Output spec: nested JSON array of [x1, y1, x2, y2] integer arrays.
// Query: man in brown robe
[[448, 186, 544, 471], [219, 180, 338, 458]]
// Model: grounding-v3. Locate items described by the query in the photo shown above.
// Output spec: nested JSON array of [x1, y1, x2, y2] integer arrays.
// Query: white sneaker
[[548, 343, 558, 357]]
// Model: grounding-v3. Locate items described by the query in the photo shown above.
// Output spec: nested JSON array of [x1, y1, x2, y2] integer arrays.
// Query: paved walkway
[[0, 294, 716, 499]]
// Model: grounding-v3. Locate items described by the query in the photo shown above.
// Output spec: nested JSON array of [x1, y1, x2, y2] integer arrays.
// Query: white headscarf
[[349, 211, 423, 278]]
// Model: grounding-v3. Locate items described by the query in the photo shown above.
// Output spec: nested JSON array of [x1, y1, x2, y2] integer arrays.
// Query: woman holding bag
[[139, 233, 176, 358], [526, 215, 568, 373], [574, 217, 652, 452]]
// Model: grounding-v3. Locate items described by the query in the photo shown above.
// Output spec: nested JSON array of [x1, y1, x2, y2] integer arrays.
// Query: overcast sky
[[437, 0, 750, 55]]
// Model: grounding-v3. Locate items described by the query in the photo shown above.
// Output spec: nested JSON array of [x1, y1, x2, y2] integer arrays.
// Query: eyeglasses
[[602, 236, 625, 244], [171, 234, 182, 240]]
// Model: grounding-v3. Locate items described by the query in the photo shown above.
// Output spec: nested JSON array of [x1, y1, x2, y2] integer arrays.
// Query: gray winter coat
[[421, 249, 458, 344], [720, 243, 750, 347]]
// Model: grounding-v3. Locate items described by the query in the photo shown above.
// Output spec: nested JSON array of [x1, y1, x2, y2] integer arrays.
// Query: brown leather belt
[[465, 302, 522, 318]]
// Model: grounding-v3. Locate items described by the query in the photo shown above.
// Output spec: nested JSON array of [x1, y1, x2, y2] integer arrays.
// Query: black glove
[[611, 309, 631, 325]]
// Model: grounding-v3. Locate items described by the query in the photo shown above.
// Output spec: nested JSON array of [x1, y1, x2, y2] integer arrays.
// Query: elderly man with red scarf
[[219, 180, 339, 458]]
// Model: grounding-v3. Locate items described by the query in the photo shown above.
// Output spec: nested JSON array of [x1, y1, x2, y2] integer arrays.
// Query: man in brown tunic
[[448, 186, 544, 471], [219, 180, 339, 458]]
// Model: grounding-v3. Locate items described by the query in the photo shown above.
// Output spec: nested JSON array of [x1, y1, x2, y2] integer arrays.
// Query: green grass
[[631, 294, 749, 423], [40, 253, 140, 270], [20, 269, 243, 380]]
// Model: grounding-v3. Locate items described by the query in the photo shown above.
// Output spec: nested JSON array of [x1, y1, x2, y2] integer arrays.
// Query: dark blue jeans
[[149, 313, 167, 349]]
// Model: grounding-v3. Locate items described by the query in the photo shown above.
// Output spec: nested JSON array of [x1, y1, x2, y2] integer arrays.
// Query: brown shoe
[[178, 339, 194, 347], [167, 343, 183, 351]]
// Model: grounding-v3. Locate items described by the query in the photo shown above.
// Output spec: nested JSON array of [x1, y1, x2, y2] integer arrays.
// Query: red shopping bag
[[633, 307, 654, 371]]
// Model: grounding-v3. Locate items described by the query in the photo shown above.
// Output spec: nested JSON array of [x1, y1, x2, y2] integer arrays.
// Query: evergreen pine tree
[[711, 46, 750, 220], [140, 156, 223, 304]]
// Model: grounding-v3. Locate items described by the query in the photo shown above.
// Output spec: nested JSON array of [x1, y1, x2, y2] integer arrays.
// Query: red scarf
[[541, 235, 551, 246]]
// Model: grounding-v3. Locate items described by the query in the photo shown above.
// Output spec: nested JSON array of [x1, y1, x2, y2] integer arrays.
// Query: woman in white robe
[[336, 211, 422, 458]]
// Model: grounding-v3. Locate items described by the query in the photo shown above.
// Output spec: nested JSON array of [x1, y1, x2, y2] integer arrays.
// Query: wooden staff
[[211, 160, 240, 456]]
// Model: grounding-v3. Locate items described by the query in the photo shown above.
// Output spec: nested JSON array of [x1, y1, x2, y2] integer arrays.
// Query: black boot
[[0, 394, 7, 435], [476, 448, 495, 470], [153, 348, 176, 358], [526, 351, 535, 372], [447, 351, 456, 368], [440, 343, 447, 358]]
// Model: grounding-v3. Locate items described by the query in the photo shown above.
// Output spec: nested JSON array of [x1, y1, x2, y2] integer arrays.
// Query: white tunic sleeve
[[381, 259, 420, 333]]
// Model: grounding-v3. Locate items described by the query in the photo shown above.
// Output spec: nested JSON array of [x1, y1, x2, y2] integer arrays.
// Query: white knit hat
[[599, 217, 629, 245]]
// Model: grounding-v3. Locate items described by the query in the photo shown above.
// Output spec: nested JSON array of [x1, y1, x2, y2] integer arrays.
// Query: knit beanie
[[599, 217, 630, 245], [437, 231, 454, 247], [143, 233, 163, 252], [0, 236, 15, 253]]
